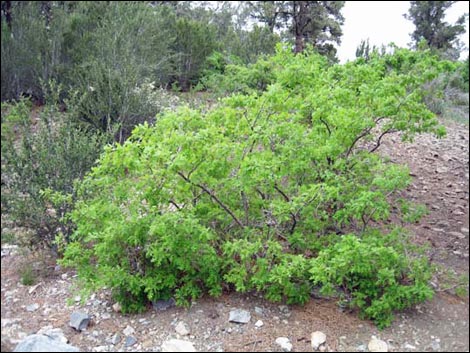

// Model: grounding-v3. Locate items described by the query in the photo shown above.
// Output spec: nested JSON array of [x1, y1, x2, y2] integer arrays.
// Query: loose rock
[[229, 309, 251, 324], [152, 298, 176, 311], [368, 337, 388, 352], [124, 336, 137, 347], [311, 331, 327, 350], [254, 320, 264, 328], [110, 333, 121, 345], [69, 312, 90, 331], [449, 231, 465, 239], [175, 321, 190, 336], [13, 334, 79, 352], [123, 325, 135, 336], [254, 306, 264, 316], [275, 337, 292, 352], [26, 303, 40, 312], [112, 303, 121, 313], [36, 327, 68, 344], [161, 339, 197, 352]]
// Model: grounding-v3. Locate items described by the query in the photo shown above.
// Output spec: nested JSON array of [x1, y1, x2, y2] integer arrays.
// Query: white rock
[[403, 343, 416, 349], [228, 309, 251, 324], [26, 303, 40, 312], [175, 321, 190, 336], [28, 284, 42, 294], [368, 337, 388, 352], [449, 231, 465, 239], [161, 339, 197, 352], [112, 302, 121, 313], [275, 337, 292, 352], [123, 325, 135, 336], [311, 331, 327, 350], [1, 318, 21, 327], [254, 320, 264, 328]]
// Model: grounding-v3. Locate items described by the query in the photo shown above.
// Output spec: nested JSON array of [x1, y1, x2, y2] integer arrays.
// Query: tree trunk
[[2, 1, 12, 31], [293, 1, 307, 53]]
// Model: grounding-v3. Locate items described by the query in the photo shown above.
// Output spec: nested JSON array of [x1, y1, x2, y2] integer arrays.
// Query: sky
[[336, 1, 470, 63]]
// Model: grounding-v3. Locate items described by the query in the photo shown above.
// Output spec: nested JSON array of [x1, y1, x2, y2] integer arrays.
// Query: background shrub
[[1, 93, 108, 249]]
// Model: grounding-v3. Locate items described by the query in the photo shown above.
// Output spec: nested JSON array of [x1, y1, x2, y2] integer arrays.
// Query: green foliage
[[200, 55, 276, 95], [1, 231, 16, 245], [310, 231, 433, 328], [62, 2, 179, 140], [1, 96, 107, 249], [405, 1, 468, 59], [168, 17, 219, 91], [0, 2, 68, 101], [62, 46, 448, 326], [1, 2, 277, 115], [246, 1, 344, 60], [19, 262, 35, 286]]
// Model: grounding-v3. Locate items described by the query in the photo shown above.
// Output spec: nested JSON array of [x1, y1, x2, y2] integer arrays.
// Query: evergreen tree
[[246, 1, 345, 60], [405, 1, 468, 59]]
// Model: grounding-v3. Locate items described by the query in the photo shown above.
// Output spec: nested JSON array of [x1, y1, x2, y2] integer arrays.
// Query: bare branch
[[369, 128, 396, 153], [177, 171, 244, 228], [319, 117, 332, 136]]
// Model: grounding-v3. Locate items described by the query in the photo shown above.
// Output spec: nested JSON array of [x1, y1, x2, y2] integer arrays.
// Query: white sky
[[337, 1, 470, 63]]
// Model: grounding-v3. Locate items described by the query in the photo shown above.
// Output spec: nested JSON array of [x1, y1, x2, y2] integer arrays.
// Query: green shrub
[[19, 262, 35, 286], [310, 231, 433, 328], [61, 46, 448, 326], [200, 55, 276, 95], [1, 97, 108, 249]]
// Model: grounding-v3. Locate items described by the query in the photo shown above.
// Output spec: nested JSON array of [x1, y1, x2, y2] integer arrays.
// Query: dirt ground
[[1, 117, 468, 352]]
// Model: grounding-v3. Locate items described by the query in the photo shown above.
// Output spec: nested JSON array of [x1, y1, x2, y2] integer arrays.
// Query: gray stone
[[69, 312, 90, 331], [36, 327, 67, 344], [449, 231, 465, 239], [254, 306, 264, 316], [161, 339, 197, 352], [275, 337, 292, 352], [431, 341, 441, 351], [1, 318, 21, 327], [101, 313, 111, 320], [110, 333, 121, 345], [368, 337, 388, 352], [357, 344, 367, 352], [13, 334, 79, 352], [26, 303, 40, 312], [311, 331, 327, 350], [124, 336, 137, 347], [123, 325, 135, 336], [229, 309, 251, 324], [175, 321, 190, 336], [403, 343, 416, 349], [152, 298, 176, 311], [254, 320, 264, 328]]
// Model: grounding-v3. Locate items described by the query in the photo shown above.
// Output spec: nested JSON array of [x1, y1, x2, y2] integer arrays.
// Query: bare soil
[[1, 117, 468, 352]]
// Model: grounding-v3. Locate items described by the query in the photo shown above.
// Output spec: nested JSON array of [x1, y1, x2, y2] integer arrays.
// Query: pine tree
[[405, 1, 468, 59], [246, 1, 345, 60]]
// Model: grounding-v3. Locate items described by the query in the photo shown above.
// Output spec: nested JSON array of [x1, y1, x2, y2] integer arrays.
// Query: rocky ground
[[1, 117, 468, 352]]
